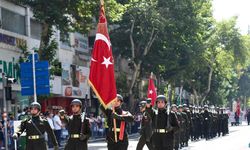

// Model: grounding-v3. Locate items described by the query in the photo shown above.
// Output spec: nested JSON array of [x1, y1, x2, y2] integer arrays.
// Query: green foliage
[[116, 72, 129, 94]]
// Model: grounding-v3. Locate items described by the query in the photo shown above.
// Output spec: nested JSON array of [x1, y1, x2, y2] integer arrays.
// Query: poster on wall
[[62, 63, 90, 98]]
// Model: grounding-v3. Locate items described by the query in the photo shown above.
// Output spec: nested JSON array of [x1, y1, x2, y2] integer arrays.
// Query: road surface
[[89, 122, 250, 150]]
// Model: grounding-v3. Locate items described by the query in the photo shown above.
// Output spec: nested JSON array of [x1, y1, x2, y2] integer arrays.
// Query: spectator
[[9, 114, 15, 149], [45, 111, 55, 148], [246, 109, 250, 125], [89, 113, 98, 139], [53, 111, 62, 147]]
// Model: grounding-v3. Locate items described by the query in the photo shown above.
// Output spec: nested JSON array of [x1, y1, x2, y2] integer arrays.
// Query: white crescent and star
[[95, 33, 111, 50], [101, 56, 113, 68], [149, 90, 153, 94], [91, 33, 112, 66]]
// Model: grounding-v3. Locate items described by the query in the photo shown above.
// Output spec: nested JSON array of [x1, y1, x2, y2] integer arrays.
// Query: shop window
[[30, 19, 42, 40], [1, 8, 26, 35]]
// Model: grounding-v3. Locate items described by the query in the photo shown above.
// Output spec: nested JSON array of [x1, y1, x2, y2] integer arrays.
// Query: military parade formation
[[11, 93, 230, 150], [136, 96, 229, 150]]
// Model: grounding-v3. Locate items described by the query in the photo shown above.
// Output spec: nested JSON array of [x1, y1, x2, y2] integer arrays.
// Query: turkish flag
[[236, 101, 240, 117], [147, 73, 157, 105], [88, 4, 117, 108]]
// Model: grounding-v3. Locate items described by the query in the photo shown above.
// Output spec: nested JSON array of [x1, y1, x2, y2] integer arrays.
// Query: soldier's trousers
[[107, 140, 128, 150], [26, 139, 47, 150], [136, 135, 153, 150], [152, 133, 174, 150], [64, 138, 88, 150]]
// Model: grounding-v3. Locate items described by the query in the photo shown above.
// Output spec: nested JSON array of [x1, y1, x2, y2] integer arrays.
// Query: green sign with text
[[0, 57, 20, 82]]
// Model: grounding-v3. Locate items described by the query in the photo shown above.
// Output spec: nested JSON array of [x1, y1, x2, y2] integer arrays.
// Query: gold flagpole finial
[[150, 72, 153, 78]]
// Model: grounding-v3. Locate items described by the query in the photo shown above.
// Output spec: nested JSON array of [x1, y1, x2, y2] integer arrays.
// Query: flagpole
[[112, 104, 118, 142], [100, 0, 117, 142]]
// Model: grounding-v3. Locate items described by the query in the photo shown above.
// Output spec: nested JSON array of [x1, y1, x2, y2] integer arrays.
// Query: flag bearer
[[100, 94, 134, 150]]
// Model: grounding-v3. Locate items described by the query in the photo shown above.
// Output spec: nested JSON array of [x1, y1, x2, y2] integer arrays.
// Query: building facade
[[0, 0, 91, 114]]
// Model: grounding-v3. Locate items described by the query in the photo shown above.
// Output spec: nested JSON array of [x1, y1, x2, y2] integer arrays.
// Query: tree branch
[[130, 19, 135, 59], [143, 28, 158, 56]]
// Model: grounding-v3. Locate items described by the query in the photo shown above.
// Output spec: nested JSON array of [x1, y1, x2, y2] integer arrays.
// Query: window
[[30, 19, 42, 40], [1, 8, 26, 35]]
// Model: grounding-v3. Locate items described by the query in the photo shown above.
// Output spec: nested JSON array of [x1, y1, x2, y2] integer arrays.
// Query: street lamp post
[[2, 73, 9, 150]]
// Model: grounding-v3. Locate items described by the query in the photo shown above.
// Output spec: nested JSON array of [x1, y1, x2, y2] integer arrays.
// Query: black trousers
[[152, 133, 174, 150], [136, 135, 153, 150], [65, 139, 88, 150], [107, 140, 128, 150], [26, 139, 47, 150]]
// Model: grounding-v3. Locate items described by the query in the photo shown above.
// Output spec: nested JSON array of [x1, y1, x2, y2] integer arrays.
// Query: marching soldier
[[136, 99, 153, 150], [202, 105, 210, 140], [13, 102, 59, 150], [171, 104, 182, 150], [147, 95, 179, 150], [100, 94, 134, 150], [178, 105, 188, 148], [183, 104, 191, 146], [60, 99, 91, 150]]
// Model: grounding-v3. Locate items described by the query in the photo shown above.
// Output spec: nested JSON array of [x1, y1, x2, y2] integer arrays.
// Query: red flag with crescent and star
[[88, 3, 117, 108], [147, 72, 157, 105]]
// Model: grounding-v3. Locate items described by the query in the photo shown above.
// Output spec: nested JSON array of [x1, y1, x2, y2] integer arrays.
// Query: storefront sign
[[0, 33, 27, 48], [0, 57, 20, 82]]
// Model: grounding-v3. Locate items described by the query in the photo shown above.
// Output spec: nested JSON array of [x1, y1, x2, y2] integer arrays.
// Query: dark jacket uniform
[[202, 110, 210, 140], [15, 116, 58, 150], [136, 108, 153, 150], [180, 112, 188, 146], [62, 114, 91, 150], [148, 108, 179, 150], [174, 112, 182, 150], [100, 105, 134, 150], [183, 110, 191, 145]]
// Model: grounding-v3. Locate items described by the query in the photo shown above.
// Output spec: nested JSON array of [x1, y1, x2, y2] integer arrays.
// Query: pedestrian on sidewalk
[[53, 110, 62, 147], [246, 109, 250, 125]]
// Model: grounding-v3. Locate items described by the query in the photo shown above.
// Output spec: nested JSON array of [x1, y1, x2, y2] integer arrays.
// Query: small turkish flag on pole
[[88, 0, 117, 108], [236, 100, 240, 117], [147, 72, 157, 105]]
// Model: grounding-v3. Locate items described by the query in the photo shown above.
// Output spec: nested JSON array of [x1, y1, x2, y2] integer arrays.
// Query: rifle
[[80, 91, 88, 140]]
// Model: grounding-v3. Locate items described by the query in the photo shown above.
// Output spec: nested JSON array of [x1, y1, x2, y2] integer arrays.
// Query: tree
[[111, 0, 163, 110], [190, 17, 249, 105], [12, 0, 125, 62]]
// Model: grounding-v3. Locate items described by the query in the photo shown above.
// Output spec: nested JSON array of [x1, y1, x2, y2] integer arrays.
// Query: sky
[[213, 0, 250, 34]]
